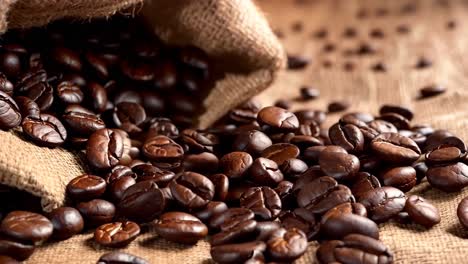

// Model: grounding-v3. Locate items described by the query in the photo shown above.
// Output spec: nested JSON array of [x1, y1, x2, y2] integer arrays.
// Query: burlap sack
[[0, 0, 285, 211]]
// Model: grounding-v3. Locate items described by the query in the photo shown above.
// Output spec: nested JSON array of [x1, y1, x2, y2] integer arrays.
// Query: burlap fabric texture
[[0, 0, 285, 211]]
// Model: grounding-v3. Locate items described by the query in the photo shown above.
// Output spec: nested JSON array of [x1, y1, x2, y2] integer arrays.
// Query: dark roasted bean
[[22, 114, 67, 147], [154, 212, 208, 244], [169, 171, 214, 209], [77, 199, 115, 227], [0, 91, 21, 130], [94, 221, 140, 247], [240, 187, 282, 220], [97, 252, 149, 264], [220, 151, 253, 179], [404, 195, 440, 228], [381, 166, 417, 192], [359, 187, 406, 223], [266, 228, 308, 262], [257, 106, 299, 131], [86, 129, 123, 170], [426, 162, 468, 192], [458, 197, 468, 229], [118, 180, 165, 222], [66, 174, 106, 201], [0, 211, 53, 244]]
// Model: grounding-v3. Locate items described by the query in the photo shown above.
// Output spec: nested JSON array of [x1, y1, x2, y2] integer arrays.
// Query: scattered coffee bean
[[154, 212, 208, 244], [0, 235, 35, 261], [77, 199, 115, 227], [426, 162, 468, 192], [300, 86, 320, 100], [97, 252, 149, 264], [240, 186, 282, 220], [22, 114, 67, 147], [371, 62, 387, 72], [0, 211, 53, 244], [404, 195, 440, 228], [370, 28, 385, 38], [210, 241, 266, 264], [381, 166, 417, 192], [48, 207, 84, 240], [266, 228, 307, 262], [359, 187, 406, 223], [287, 55, 310, 70], [457, 197, 468, 229], [94, 221, 140, 247], [119, 181, 165, 222], [328, 101, 350, 113], [420, 85, 446, 98]]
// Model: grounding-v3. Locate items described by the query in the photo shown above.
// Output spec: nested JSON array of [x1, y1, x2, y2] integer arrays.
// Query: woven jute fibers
[[0, 0, 284, 210]]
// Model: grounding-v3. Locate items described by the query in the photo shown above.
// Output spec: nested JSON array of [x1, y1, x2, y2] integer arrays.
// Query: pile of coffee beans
[[0, 17, 468, 264]]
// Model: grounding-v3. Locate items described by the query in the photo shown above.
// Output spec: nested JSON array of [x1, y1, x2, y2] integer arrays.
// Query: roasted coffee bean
[[77, 199, 115, 227], [319, 148, 360, 181], [280, 158, 308, 179], [109, 176, 136, 201], [287, 55, 310, 70], [209, 208, 255, 230], [300, 86, 320, 100], [56, 81, 83, 104], [120, 59, 155, 82], [0, 211, 53, 244], [229, 102, 260, 124], [0, 73, 13, 96], [404, 195, 440, 228], [0, 235, 35, 261], [84, 52, 108, 79], [14, 96, 40, 119], [86, 128, 124, 170], [274, 99, 291, 109], [146, 118, 179, 139], [320, 213, 379, 240], [170, 171, 214, 209], [219, 151, 253, 179], [0, 52, 21, 78], [208, 173, 229, 201], [359, 187, 406, 223], [194, 201, 228, 222], [62, 111, 105, 137], [379, 105, 414, 121], [426, 162, 468, 192], [377, 113, 410, 130], [87, 82, 107, 113], [316, 234, 393, 264], [328, 101, 350, 113], [359, 155, 381, 173], [303, 145, 326, 163], [240, 187, 282, 220], [249, 158, 284, 186], [381, 166, 417, 192], [112, 102, 146, 133], [51, 47, 82, 71], [368, 120, 398, 134], [132, 164, 175, 187], [266, 228, 308, 262], [66, 174, 106, 201], [94, 221, 140, 248], [48, 207, 83, 240], [257, 106, 299, 131], [329, 123, 365, 153], [118, 180, 165, 222], [154, 212, 208, 244], [181, 129, 218, 153], [22, 114, 67, 147], [273, 181, 295, 208], [211, 241, 266, 264], [142, 135, 184, 162], [371, 133, 421, 164], [232, 130, 272, 155], [105, 165, 136, 184], [261, 143, 300, 166], [457, 197, 468, 229], [22, 81, 53, 111], [97, 252, 149, 264], [210, 219, 257, 246], [420, 85, 446, 98], [0, 91, 21, 130], [0, 255, 20, 263], [351, 172, 381, 199], [279, 208, 319, 240], [426, 146, 462, 166], [183, 152, 219, 174], [293, 166, 327, 193], [294, 109, 327, 125], [424, 129, 454, 152]]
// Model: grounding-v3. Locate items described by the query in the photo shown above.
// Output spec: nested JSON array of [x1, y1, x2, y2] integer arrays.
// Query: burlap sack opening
[[0, 0, 285, 211]]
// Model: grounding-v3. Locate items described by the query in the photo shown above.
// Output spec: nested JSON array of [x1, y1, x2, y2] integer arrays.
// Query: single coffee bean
[[319, 149, 360, 181], [0, 91, 21, 130], [109, 176, 136, 201], [56, 81, 84, 104], [420, 85, 446, 98], [257, 106, 299, 131], [426, 162, 468, 192], [209, 208, 255, 230], [320, 213, 379, 240], [351, 172, 381, 199], [14, 96, 40, 119], [94, 221, 140, 248], [240, 187, 282, 220], [154, 212, 208, 244], [266, 228, 308, 262], [105, 165, 136, 184], [86, 128, 124, 170], [381, 166, 417, 192], [280, 158, 308, 179], [87, 82, 108, 113], [219, 151, 253, 179], [249, 158, 284, 186], [112, 102, 146, 134], [132, 164, 175, 187], [210, 219, 257, 246], [426, 146, 462, 166], [181, 129, 218, 153], [371, 133, 421, 164], [329, 123, 365, 153], [294, 109, 327, 125], [194, 201, 228, 222], [316, 234, 393, 264], [279, 208, 319, 240], [328, 101, 350, 113], [457, 197, 468, 229], [97, 252, 149, 264], [229, 101, 261, 124], [359, 187, 406, 223], [0, 73, 13, 96], [170, 171, 214, 209], [261, 143, 300, 166], [62, 111, 106, 137], [368, 120, 398, 134], [254, 221, 281, 241], [378, 113, 410, 130], [0, 211, 53, 244], [404, 195, 440, 228], [66, 174, 107, 201], [48, 207, 84, 240], [0, 235, 35, 261], [287, 55, 310, 70], [183, 152, 219, 174], [22, 114, 67, 147], [209, 173, 229, 201], [321, 202, 367, 223], [424, 129, 454, 152], [210, 241, 266, 264], [292, 166, 327, 193], [118, 180, 165, 222], [232, 130, 272, 155], [359, 155, 381, 173], [23, 81, 54, 111], [51, 47, 82, 71], [300, 86, 320, 100], [274, 99, 291, 109], [142, 135, 184, 162], [77, 199, 115, 227], [379, 104, 414, 121]]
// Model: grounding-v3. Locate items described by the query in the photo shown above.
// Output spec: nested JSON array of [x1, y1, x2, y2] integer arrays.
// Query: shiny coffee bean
[[183, 152, 219, 174], [233, 130, 272, 155], [0, 91, 21, 130], [132, 164, 175, 187], [170, 171, 214, 209], [319, 147, 360, 181], [86, 128, 124, 170], [66, 174, 106, 201], [0, 235, 35, 261], [457, 197, 468, 229], [261, 143, 300, 166], [97, 252, 149, 264], [23, 81, 54, 111], [279, 208, 319, 240], [381, 166, 417, 192], [210, 241, 266, 264], [240, 187, 282, 220], [280, 158, 308, 179], [118, 180, 166, 222], [87, 82, 108, 113], [404, 195, 440, 228], [209, 208, 255, 230], [51, 47, 82, 71], [249, 158, 284, 186], [257, 106, 299, 131], [329, 123, 364, 153], [94, 221, 140, 247], [77, 199, 115, 227], [371, 132, 421, 164], [351, 172, 381, 199], [194, 201, 228, 222], [48, 207, 84, 240], [142, 135, 184, 162], [146, 118, 179, 139], [22, 114, 67, 147], [181, 129, 218, 153], [210, 219, 257, 246], [14, 96, 40, 119], [426, 162, 468, 192], [220, 152, 253, 179], [62, 111, 105, 137], [112, 102, 146, 134], [377, 113, 410, 130], [321, 202, 367, 223], [359, 187, 406, 223], [266, 228, 308, 262], [56, 81, 84, 104], [154, 212, 208, 244], [426, 146, 462, 166], [380, 104, 414, 121], [109, 176, 136, 201], [320, 213, 379, 240], [209, 173, 230, 201], [0, 211, 53, 244]]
